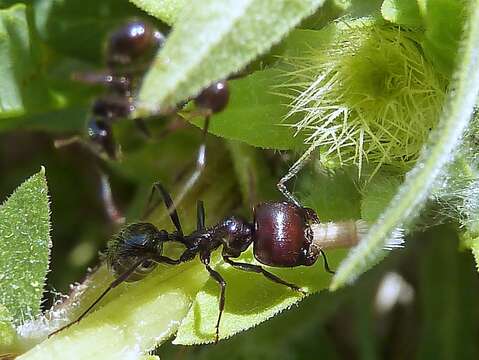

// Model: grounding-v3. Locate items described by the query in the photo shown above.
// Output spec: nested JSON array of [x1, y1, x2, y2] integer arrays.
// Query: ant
[[49, 182, 335, 343], [57, 19, 230, 218], [64, 19, 229, 160]]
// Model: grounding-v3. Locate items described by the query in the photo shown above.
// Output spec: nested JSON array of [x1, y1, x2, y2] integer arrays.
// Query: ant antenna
[[277, 138, 322, 207], [49, 257, 146, 337]]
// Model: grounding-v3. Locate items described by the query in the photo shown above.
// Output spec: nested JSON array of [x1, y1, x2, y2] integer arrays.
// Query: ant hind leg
[[223, 256, 305, 295]]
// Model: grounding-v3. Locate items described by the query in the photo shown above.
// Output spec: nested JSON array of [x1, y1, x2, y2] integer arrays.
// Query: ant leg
[[98, 171, 125, 226], [277, 140, 321, 208], [170, 116, 210, 211], [197, 200, 206, 231], [48, 257, 145, 337], [71, 71, 130, 90], [319, 249, 335, 274], [202, 259, 226, 344], [142, 182, 184, 236], [151, 254, 181, 265], [223, 256, 305, 295]]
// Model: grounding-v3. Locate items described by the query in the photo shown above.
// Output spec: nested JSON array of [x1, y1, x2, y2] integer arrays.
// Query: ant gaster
[[49, 183, 333, 343]]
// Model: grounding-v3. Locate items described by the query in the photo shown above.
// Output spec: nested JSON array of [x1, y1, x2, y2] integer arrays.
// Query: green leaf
[[174, 248, 345, 345], [0, 4, 57, 119], [361, 174, 402, 222], [190, 69, 305, 150], [419, 0, 467, 76], [0, 304, 20, 354], [381, 0, 422, 27], [330, 1, 479, 290], [137, 0, 326, 114], [418, 227, 479, 359], [0, 168, 51, 324], [129, 0, 186, 24], [20, 263, 209, 360]]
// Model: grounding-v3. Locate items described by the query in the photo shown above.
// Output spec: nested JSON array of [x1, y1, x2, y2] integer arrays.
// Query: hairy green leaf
[[137, 0, 326, 114], [19, 263, 208, 360], [129, 0, 186, 24], [0, 168, 51, 324], [330, 1, 479, 290]]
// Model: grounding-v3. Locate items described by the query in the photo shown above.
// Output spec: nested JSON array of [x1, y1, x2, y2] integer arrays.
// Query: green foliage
[[0, 5, 57, 119], [381, 0, 422, 27], [137, 0, 326, 113], [381, 0, 467, 76], [331, 1, 479, 290], [129, 0, 186, 24], [190, 69, 305, 150], [0, 168, 50, 324], [0, 0, 478, 358]]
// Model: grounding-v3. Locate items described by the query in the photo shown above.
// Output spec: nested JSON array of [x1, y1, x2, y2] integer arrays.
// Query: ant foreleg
[[48, 257, 145, 337], [142, 182, 184, 236], [277, 140, 321, 208], [196, 200, 206, 231], [223, 256, 306, 295]]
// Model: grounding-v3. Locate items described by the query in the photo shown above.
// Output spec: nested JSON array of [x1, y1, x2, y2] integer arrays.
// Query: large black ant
[[49, 181, 340, 343]]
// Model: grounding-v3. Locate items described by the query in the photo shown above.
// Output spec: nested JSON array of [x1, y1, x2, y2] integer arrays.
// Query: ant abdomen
[[253, 202, 316, 267], [107, 223, 165, 282], [106, 20, 166, 69]]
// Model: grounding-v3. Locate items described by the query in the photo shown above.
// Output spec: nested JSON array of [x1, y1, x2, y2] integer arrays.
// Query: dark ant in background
[[59, 19, 229, 160], [49, 182, 348, 343], [56, 19, 230, 220]]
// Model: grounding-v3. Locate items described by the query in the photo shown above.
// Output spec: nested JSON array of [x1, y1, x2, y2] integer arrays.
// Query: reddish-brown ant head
[[106, 20, 165, 68], [253, 202, 317, 267], [221, 216, 253, 256], [107, 223, 168, 282], [195, 80, 230, 114]]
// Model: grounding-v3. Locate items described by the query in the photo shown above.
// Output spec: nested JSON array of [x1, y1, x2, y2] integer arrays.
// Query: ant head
[[87, 118, 117, 160], [107, 222, 168, 281], [195, 80, 229, 114], [106, 20, 166, 68], [221, 216, 253, 256]]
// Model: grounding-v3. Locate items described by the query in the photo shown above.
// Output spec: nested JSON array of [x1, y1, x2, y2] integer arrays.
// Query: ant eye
[[195, 80, 229, 114]]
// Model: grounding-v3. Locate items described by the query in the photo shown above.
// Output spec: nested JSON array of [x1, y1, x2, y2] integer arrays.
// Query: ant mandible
[[49, 182, 336, 343]]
